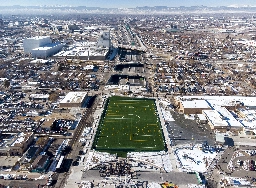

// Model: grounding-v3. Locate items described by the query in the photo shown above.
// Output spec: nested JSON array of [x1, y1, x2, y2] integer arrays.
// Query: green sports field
[[92, 96, 166, 156]]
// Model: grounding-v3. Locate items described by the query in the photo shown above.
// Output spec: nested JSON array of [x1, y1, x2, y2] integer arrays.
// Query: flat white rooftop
[[197, 114, 207, 121], [32, 42, 62, 51], [55, 46, 107, 57], [203, 110, 229, 127], [178, 96, 245, 129], [25, 36, 50, 40], [180, 100, 211, 109], [30, 59, 49, 64], [237, 108, 256, 129], [30, 94, 49, 99], [178, 96, 256, 107], [60, 92, 88, 104]]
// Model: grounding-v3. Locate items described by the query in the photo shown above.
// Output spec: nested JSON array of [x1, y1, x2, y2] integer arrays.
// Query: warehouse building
[[59, 92, 88, 108], [203, 109, 243, 131], [31, 42, 63, 59], [23, 36, 52, 54], [31, 155, 50, 173], [54, 45, 108, 61], [175, 96, 245, 131], [0, 132, 34, 156], [177, 99, 211, 114], [23, 36, 63, 58], [97, 31, 111, 48]]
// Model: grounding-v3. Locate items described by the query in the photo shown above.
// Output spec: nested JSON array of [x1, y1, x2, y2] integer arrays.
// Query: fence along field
[[93, 96, 166, 157]]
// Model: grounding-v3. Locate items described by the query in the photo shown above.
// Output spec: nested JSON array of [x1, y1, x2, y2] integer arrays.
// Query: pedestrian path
[[65, 166, 85, 188], [155, 98, 178, 172]]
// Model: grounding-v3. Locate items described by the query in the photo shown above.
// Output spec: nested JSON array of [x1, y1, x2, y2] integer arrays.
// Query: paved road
[[79, 169, 198, 187], [54, 96, 100, 188], [63, 96, 105, 188], [137, 171, 198, 185], [0, 179, 47, 188]]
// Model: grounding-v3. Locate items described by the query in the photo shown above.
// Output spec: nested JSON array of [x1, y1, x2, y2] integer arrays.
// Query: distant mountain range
[[1, 5, 256, 15]]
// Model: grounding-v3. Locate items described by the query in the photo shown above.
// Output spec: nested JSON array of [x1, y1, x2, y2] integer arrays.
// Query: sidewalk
[[155, 98, 179, 172], [65, 166, 84, 188]]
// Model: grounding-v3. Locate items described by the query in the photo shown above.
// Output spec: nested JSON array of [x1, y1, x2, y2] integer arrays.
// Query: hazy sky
[[1, 0, 256, 8]]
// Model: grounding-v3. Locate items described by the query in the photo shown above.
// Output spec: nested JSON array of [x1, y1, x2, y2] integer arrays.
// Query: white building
[[83, 65, 94, 71], [59, 92, 88, 108], [29, 94, 49, 100], [31, 42, 63, 59], [23, 36, 52, 54], [54, 42, 108, 61], [97, 31, 111, 48]]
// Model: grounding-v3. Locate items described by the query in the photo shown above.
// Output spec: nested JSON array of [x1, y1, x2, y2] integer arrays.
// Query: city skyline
[[1, 0, 256, 8]]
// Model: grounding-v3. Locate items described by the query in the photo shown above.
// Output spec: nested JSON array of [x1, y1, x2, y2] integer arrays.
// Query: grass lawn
[[93, 96, 166, 156]]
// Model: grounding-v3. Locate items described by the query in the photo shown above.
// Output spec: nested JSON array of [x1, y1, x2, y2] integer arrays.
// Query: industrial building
[[23, 36, 52, 54], [23, 36, 63, 58], [203, 109, 243, 131], [31, 155, 50, 173], [0, 132, 34, 156], [175, 96, 248, 131], [177, 100, 211, 114], [59, 92, 88, 108], [54, 42, 108, 61], [31, 42, 63, 59], [97, 31, 111, 48], [54, 31, 111, 61]]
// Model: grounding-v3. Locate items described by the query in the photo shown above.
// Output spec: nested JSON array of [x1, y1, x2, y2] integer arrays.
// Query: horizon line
[[0, 4, 256, 8]]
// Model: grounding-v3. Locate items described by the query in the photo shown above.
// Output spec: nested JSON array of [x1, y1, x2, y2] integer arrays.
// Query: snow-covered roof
[[197, 114, 207, 121], [203, 110, 229, 128], [178, 96, 256, 107], [60, 92, 88, 104], [30, 94, 49, 99], [180, 100, 211, 109]]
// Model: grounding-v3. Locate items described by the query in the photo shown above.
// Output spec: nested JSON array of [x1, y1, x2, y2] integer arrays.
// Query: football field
[[93, 96, 166, 156]]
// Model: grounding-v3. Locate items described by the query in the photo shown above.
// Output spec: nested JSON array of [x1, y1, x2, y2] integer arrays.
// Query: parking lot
[[166, 111, 216, 146]]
